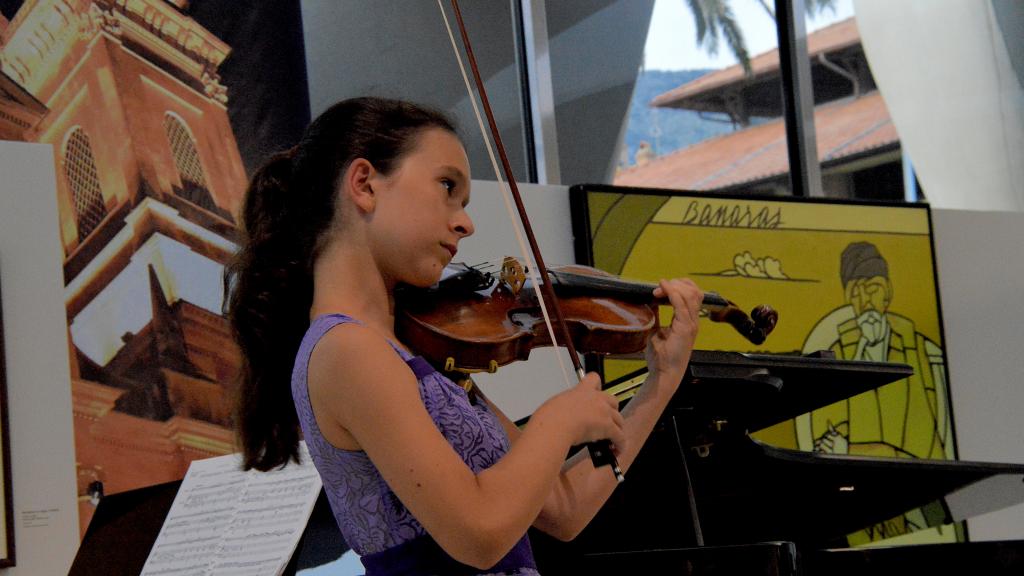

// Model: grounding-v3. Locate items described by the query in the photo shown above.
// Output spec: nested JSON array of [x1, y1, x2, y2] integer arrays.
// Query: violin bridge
[[500, 256, 527, 295]]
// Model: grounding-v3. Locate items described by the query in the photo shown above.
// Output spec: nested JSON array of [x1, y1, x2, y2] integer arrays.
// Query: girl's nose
[[454, 211, 474, 237]]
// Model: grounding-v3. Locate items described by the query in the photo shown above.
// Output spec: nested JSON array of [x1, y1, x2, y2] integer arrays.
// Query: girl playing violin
[[227, 97, 703, 575]]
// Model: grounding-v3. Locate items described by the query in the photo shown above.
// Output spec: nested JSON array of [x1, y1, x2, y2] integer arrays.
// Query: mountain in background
[[621, 69, 735, 168]]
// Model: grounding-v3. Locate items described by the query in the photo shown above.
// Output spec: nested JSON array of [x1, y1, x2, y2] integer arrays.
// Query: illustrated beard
[[856, 309, 887, 345]]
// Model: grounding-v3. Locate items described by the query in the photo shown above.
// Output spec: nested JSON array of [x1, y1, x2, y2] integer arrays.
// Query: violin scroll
[[706, 301, 778, 345]]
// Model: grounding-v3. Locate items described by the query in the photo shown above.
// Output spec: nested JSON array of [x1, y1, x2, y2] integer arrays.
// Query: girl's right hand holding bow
[[531, 372, 626, 455]]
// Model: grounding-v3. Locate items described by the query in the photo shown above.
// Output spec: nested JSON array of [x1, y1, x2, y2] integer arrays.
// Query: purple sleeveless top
[[292, 314, 539, 575]]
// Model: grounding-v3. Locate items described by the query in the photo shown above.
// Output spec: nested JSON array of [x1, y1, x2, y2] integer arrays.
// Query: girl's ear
[[343, 158, 377, 213]]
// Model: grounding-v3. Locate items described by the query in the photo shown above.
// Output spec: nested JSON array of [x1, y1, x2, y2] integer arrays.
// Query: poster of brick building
[[0, 0, 309, 533]]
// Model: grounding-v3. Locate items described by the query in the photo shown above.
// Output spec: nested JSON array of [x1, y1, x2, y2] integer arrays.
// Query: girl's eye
[[441, 179, 456, 195]]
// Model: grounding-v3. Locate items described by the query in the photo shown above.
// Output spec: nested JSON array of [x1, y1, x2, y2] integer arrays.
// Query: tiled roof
[[614, 91, 897, 191], [652, 17, 860, 108]]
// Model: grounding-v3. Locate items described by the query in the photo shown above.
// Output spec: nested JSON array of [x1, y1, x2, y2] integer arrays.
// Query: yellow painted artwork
[[582, 188, 958, 546]]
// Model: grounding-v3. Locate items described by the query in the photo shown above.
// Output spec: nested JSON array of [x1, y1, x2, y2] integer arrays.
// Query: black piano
[[71, 351, 1024, 575], [529, 350, 1024, 574]]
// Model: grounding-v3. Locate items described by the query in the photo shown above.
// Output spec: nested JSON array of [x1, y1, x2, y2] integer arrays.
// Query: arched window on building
[[163, 113, 219, 213], [63, 127, 108, 244]]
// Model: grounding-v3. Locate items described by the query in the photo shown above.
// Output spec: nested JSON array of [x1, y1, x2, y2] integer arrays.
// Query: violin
[[397, 258, 778, 373]]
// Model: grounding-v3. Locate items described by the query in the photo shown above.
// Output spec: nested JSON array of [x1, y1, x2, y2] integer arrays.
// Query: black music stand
[[69, 481, 348, 575]]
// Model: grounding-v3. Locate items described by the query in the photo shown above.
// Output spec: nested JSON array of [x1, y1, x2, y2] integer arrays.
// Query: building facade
[[1, 0, 246, 533]]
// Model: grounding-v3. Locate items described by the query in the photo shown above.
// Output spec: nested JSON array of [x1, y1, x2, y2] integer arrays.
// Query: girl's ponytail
[[227, 149, 314, 471]]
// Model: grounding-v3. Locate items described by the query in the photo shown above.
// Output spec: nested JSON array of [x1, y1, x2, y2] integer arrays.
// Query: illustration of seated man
[[798, 241, 953, 461], [798, 242, 958, 543]]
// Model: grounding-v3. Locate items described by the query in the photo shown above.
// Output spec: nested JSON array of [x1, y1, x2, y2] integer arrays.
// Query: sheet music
[[140, 443, 322, 576]]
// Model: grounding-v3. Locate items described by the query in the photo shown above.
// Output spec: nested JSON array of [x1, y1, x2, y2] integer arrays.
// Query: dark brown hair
[[226, 97, 457, 471]]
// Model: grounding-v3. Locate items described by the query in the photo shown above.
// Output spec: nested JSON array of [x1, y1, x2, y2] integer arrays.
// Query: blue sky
[[644, 0, 856, 70]]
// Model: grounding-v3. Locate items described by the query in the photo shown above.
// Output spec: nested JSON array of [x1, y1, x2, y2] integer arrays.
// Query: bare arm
[[307, 325, 626, 568], [486, 278, 703, 540], [483, 368, 683, 540]]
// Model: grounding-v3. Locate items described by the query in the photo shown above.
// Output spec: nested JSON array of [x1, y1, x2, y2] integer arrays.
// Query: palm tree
[[685, 0, 838, 74]]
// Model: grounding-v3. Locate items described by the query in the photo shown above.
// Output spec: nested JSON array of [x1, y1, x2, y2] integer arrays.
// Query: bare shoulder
[[306, 322, 420, 449], [309, 321, 404, 379]]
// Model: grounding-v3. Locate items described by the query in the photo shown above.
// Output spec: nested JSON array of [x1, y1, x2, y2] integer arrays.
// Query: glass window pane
[[555, 0, 795, 194], [300, 1, 531, 183], [789, 0, 910, 202], [542, 1, 656, 184], [63, 128, 107, 242]]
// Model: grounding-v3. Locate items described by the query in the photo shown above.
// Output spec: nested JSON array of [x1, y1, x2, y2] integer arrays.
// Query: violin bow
[[439, 0, 624, 482]]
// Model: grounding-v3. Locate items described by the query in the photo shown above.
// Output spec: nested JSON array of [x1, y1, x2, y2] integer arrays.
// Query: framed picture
[[570, 184, 957, 545], [0, 269, 15, 566]]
